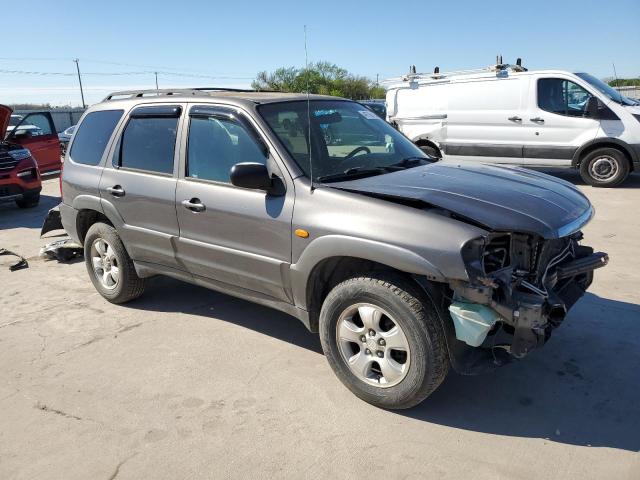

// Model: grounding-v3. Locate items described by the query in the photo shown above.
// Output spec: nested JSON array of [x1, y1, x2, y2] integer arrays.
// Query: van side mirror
[[586, 96, 600, 119], [230, 162, 276, 192]]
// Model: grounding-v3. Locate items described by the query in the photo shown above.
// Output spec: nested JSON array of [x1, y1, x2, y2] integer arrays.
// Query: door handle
[[181, 198, 206, 212], [530, 117, 545, 123], [508, 116, 522, 122], [106, 185, 125, 197]]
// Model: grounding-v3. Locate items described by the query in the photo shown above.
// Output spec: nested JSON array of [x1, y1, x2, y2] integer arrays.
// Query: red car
[[0, 105, 61, 208]]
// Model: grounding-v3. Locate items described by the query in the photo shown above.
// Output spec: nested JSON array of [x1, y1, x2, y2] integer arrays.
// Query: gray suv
[[58, 89, 608, 409]]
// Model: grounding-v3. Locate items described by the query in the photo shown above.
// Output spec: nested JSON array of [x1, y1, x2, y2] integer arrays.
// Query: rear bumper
[[59, 202, 80, 243]]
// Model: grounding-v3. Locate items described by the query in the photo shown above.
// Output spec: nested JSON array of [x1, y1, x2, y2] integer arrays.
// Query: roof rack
[[102, 87, 258, 102], [382, 56, 528, 85]]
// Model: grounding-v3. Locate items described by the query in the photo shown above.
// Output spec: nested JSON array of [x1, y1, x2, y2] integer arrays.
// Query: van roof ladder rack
[[384, 57, 527, 85]]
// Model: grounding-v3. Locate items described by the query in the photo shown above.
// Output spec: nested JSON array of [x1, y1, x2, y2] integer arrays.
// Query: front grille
[[0, 184, 22, 197], [0, 152, 18, 171]]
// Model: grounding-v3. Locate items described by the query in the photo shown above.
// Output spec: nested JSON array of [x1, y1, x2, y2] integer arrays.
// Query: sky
[[1, 0, 638, 106]]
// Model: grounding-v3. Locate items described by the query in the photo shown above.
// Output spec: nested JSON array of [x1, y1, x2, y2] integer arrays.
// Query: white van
[[385, 63, 640, 187]]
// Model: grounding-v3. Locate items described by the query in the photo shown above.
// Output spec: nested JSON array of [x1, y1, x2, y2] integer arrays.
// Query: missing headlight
[[482, 234, 511, 273]]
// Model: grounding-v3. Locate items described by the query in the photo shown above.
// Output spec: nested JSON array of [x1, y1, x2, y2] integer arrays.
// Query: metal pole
[[73, 58, 86, 108], [155, 71, 159, 91]]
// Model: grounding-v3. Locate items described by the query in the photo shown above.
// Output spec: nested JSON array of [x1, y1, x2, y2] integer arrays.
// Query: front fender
[[289, 234, 446, 309]]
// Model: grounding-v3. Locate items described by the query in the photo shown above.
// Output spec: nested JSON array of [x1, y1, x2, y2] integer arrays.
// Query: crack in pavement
[[108, 452, 139, 480], [56, 322, 144, 356], [35, 401, 83, 421]]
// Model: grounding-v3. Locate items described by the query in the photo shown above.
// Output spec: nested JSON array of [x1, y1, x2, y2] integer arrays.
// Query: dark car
[[360, 100, 387, 119], [58, 125, 76, 156], [54, 88, 607, 409]]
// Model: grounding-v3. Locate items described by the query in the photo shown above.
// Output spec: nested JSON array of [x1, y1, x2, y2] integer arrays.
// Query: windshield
[[259, 100, 429, 182], [575, 72, 637, 106]]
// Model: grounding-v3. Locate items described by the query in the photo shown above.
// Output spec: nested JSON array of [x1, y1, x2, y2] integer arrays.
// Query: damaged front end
[[447, 227, 608, 372]]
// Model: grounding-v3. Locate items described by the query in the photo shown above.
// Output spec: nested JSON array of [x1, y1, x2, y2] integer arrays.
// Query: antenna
[[612, 62, 620, 90], [304, 25, 314, 192]]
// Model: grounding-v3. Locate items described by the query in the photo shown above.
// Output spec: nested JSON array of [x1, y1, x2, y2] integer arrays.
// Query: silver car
[[55, 88, 608, 409]]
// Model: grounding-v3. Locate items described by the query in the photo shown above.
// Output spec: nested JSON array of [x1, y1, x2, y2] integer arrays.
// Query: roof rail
[[102, 87, 257, 102]]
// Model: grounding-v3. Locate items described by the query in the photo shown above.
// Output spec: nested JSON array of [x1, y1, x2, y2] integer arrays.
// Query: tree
[[608, 78, 640, 88], [252, 62, 385, 99]]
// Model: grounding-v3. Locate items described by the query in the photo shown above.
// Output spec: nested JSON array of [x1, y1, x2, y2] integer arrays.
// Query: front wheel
[[579, 147, 630, 187], [319, 275, 449, 409], [15, 192, 40, 208], [84, 222, 145, 303]]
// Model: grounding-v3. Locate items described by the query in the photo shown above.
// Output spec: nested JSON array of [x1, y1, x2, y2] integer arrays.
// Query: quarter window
[[187, 116, 266, 183], [538, 78, 592, 117], [70, 110, 123, 166], [118, 116, 178, 174]]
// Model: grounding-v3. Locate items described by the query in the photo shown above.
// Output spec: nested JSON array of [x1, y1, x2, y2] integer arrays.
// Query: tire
[[15, 192, 40, 209], [579, 147, 630, 187], [418, 144, 442, 160], [319, 274, 449, 409], [84, 222, 145, 304]]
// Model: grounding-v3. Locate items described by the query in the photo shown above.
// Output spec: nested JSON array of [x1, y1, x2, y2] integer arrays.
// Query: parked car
[[58, 125, 76, 155], [385, 63, 640, 187], [3, 108, 62, 173], [0, 106, 42, 208], [360, 100, 387, 119], [55, 88, 607, 409]]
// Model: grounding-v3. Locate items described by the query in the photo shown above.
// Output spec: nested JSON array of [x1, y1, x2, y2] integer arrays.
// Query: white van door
[[522, 75, 600, 166], [442, 75, 527, 165]]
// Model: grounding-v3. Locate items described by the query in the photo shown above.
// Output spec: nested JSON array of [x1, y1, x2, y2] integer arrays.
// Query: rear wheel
[[319, 274, 449, 409], [84, 222, 145, 303], [15, 192, 40, 208], [579, 147, 630, 187]]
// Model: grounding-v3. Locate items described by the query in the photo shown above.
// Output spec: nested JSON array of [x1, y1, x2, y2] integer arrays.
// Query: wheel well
[[76, 209, 113, 244], [305, 256, 421, 332], [577, 143, 634, 171]]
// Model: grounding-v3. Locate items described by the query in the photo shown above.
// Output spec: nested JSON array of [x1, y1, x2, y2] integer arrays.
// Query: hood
[[0, 104, 12, 138], [623, 104, 640, 115], [330, 162, 593, 239]]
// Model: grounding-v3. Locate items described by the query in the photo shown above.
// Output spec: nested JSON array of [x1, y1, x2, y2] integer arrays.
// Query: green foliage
[[607, 78, 640, 87], [252, 62, 384, 100]]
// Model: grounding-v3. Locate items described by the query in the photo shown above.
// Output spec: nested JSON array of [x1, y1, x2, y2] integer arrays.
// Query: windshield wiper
[[317, 166, 387, 183], [385, 157, 431, 170]]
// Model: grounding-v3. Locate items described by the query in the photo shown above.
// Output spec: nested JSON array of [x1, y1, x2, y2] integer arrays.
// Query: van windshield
[[575, 72, 638, 106], [259, 100, 430, 183]]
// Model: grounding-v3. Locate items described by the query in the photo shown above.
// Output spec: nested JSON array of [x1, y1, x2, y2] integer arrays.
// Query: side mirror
[[230, 162, 274, 192], [586, 96, 600, 119]]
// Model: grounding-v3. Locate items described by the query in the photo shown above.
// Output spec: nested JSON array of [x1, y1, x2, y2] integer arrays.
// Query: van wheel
[[418, 144, 441, 159], [319, 275, 449, 409], [84, 222, 145, 304], [579, 147, 630, 187], [15, 192, 40, 208]]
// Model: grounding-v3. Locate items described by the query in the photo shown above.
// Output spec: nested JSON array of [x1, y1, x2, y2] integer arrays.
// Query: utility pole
[[154, 71, 159, 91], [376, 73, 379, 87], [73, 58, 86, 108]]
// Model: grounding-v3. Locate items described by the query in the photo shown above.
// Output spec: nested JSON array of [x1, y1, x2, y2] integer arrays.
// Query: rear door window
[[116, 107, 180, 174], [70, 110, 123, 165]]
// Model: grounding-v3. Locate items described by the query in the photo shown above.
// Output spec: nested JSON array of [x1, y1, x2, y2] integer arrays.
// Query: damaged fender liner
[[450, 233, 608, 363]]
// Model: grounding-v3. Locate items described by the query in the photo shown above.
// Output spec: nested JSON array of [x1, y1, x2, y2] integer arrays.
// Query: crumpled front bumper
[[444, 234, 608, 373]]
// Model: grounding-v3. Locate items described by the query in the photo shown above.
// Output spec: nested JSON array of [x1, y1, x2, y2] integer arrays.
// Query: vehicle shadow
[[400, 292, 640, 451], [125, 276, 639, 451], [0, 194, 60, 230], [533, 168, 640, 188], [128, 275, 323, 354]]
